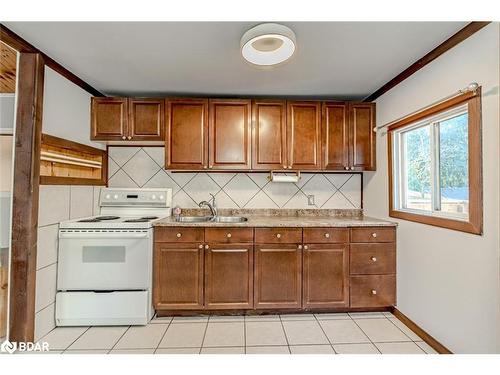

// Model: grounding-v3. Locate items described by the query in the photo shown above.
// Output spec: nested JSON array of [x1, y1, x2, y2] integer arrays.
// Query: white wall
[[35, 68, 103, 340], [364, 23, 500, 353], [42, 67, 104, 149]]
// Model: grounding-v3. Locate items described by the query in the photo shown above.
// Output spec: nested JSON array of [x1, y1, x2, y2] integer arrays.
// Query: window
[[388, 90, 482, 234]]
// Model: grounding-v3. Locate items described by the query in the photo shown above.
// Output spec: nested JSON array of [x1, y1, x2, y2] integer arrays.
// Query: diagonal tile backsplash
[[108, 147, 362, 209]]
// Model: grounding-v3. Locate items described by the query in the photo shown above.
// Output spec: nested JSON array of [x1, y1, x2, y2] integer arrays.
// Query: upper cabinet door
[[252, 100, 287, 170], [128, 99, 164, 141], [91, 97, 128, 141], [348, 103, 376, 171], [322, 102, 349, 171], [287, 101, 321, 170], [166, 98, 209, 170], [208, 99, 251, 170]]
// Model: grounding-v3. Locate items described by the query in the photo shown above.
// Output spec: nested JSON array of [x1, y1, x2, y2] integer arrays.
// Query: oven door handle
[[59, 232, 150, 239]]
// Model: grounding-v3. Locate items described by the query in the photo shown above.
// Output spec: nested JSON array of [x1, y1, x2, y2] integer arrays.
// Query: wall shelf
[[39, 134, 107, 186]]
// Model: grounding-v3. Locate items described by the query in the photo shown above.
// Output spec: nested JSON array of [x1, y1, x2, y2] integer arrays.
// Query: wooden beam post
[[9, 52, 44, 343]]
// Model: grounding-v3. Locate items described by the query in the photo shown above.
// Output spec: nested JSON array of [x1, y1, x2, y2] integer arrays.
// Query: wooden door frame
[[8, 52, 45, 342]]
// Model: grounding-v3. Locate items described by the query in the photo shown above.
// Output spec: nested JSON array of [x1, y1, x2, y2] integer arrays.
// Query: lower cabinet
[[205, 244, 253, 309], [154, 243, 204, 310], [303, 244, 349, 308], [254, 244, 302, 309]]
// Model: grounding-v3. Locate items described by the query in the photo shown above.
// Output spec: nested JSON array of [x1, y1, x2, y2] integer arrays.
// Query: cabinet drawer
[[350, 227, 395, 243], [154, 227, 204, 242], [350, 275, 396, 308], [350, 243, 396, 275], [255, 228, 302, 244], [303, 228, 348, 243], [205, 227, 254, 243]]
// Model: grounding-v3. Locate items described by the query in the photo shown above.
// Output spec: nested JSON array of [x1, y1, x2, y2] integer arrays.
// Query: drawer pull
[[371, 289, 377, 295], [205, 245, 209, 250], [198, 244, 203, 249], [226, 233, 232, 238], [371, 233, 377, 238], [371, 256, 377, 262], [304, 245, 308, 250], [176, 233, 182, 238], [276, 233, 282, 239], [297, 245, 303, 250], [324, 233, 330, 238]]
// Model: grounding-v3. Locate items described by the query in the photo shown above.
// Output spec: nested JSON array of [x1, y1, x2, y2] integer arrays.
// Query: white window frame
[[392, 104, 469, 222]]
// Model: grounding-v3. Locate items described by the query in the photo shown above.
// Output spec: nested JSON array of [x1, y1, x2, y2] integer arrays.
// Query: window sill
[[389, 209, 482, 235]]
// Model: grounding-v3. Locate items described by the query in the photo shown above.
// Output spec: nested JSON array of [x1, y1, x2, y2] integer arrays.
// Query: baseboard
[[391, 307, 452, 354]]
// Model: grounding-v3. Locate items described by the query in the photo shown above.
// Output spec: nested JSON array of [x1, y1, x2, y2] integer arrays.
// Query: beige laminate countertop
[[153, 215, 397, 228]]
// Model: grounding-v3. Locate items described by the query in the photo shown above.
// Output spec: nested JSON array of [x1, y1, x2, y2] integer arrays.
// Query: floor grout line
[[198, 320, 210, 354], [350, 316, 382, 354], [61, 326, 91, 353], [107, 325, 131, 353], [153, 319, 172, 354], [278, 315, 292, 354], [314, 314, 337, 354]]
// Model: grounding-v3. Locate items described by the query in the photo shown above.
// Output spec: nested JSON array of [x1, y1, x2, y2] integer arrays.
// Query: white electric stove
[[55, 188, 172, 326]]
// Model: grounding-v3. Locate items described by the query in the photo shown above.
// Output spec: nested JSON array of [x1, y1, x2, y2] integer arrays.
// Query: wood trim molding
[[9, 52, 45, 343], [364, 22, 490, 102], [391, 307, 452, 354], [387, 89, 482, 235], [0, 23, 105, 97]]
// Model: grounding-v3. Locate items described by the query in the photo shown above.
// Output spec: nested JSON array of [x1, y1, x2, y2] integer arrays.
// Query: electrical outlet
[[307, 195, 315, 206]]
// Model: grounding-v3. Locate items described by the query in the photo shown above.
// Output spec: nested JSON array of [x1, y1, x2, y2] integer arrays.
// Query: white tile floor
[[34, 312, 438, 354]]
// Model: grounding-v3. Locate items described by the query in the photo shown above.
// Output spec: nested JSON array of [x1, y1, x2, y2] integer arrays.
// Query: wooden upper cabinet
[[252, 100, 287, 170], [348, 103, 376, 171], [128, 99, 164, 141], [322, 102, 349, 170], [208, 99, 251, 170], [287, 101, 321, 170], [91, 97, 128, 141], [303, 244, 349, 308], [166, 98, 209, 170]]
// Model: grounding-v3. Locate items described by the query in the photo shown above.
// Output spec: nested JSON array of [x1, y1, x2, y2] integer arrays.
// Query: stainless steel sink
[[213, 216, 248, 223], [174, 216, 211, 223]]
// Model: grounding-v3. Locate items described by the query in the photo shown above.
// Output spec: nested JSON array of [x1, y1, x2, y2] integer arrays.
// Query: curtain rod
[[375, 82, 479, 133]]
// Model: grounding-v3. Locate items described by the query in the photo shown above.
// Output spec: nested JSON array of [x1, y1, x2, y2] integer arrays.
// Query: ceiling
[[0, 42, 17, 93], [3, 22, 467, 99]]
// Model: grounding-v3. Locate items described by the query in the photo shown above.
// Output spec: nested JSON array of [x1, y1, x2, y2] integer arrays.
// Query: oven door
[[57, 230, 152, 291]]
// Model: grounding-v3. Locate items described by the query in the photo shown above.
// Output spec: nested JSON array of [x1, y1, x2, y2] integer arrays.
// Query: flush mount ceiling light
[[240, 23, 296, 66]]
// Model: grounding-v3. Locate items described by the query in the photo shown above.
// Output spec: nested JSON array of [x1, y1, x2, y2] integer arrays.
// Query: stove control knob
[[159, 195, 165, 200], [151, 195, 157, 200], [113, 194, 119, 200], [105, 194, 111, 199]]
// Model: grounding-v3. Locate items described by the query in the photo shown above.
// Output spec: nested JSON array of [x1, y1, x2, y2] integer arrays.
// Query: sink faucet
[[198, 193, 217, 220]]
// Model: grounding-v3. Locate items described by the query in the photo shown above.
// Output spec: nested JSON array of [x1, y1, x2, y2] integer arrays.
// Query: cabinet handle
[[371, 289, 377, 295], [350, 166, 354, 171], [344, 166, 349, 170], [371, 256, 377, 262], [226, 233, 232, 238], [176, 233, 182, 238], [209, 165, 213, 169], [297, 245, 303, 250], [127, 136, 132, 140], [203, 166, 208, 169], [198, 244, 203, 249], [303, 245, 308, 250], [282, 165, 287, 169], [276, 233, 282, 239], [288, 166, 292, 169], [205, 245, 209, 250], [371, 232, 377, 238], [121, 136, 126, 140], [324, 233, 330, 238]]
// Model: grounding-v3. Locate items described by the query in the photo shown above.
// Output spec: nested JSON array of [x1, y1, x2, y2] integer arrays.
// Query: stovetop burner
[[78, 219, 101, 223], [140, 216, 158, 220], [124, 218, 149, 223], [95, 216, 121, 220]]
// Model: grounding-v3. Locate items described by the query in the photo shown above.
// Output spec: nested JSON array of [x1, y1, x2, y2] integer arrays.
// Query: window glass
[[403, 125, 432, 211], [439, 113, 469, 216]]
